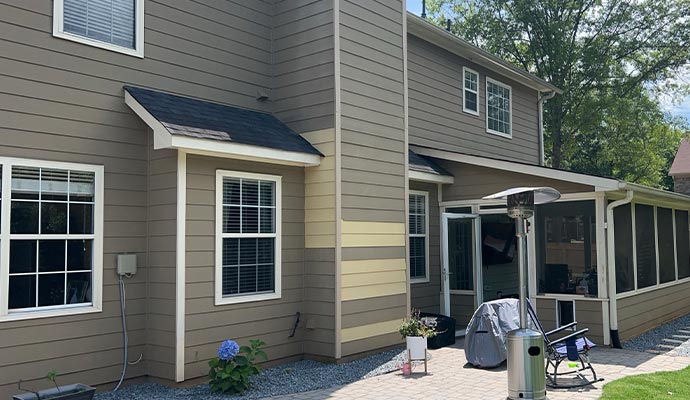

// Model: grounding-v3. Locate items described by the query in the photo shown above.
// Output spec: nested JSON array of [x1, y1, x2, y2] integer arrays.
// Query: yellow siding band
[[305, 234, 336, 248], [341, 319, 401, 342], [342, 282, 407, 301], [342, 258, 406, 274], [342, 221, 405, 234], [342, 234, 405, 247], [342, 270, 406, 287], [305, 209, 335, 223]]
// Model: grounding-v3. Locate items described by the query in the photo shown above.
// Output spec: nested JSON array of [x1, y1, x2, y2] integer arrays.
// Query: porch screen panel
[[535, 200, 597, 297], [657, 207, 675, 283], [635, 204, 657, 289], [221, 177, 276, 297], [676, 210, 690, 279], [613, 204, 634, 293]]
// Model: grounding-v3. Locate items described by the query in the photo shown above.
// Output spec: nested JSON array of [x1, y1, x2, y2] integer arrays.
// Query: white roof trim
[[410, 146, 620, 190], [409, 170, 454, 184], [406, 13, 561, 94], [125, 92, 321, 167]]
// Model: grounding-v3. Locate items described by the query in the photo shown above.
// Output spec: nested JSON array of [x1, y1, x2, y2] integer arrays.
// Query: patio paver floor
[[265, 338, 690, 400]]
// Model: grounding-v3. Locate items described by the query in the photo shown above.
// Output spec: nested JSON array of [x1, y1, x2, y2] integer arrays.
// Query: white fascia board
[[125, 92, 321, 167], [411, 146, 620, 190], [409, 170, 454, 184]]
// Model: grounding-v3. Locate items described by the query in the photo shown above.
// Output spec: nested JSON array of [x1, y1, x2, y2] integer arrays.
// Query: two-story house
[[1, 0, 689, 396]]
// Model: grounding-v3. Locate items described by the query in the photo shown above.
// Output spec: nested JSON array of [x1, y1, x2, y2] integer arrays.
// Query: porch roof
[[409, 149, 454, 184], [124, 86, 322, 166], [411, 145, 690, 205]]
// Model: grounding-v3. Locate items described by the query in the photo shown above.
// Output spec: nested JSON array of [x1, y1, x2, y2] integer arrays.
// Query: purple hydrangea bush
[[208, 339, 267, 394]]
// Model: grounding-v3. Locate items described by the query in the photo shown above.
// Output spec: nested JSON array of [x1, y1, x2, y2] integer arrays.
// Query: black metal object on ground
[[420, 312, 456, 349]]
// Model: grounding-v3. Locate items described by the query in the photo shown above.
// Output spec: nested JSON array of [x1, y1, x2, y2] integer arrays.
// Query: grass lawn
[[600, 365, 690, 399]]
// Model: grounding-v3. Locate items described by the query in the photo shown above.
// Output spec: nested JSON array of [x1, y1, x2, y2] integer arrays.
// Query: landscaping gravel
[[95, 348, 407, 399], [623, 312, 690, 357]]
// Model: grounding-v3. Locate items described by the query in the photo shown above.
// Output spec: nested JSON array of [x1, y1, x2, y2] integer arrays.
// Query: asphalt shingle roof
[[124, 86, 322, 156], [670, 138, 690, 176], [408, 149, 453, 176]]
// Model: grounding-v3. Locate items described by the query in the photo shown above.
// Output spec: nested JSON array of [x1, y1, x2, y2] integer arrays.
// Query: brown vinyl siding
[[410, 181, 441, 314], [145, 146, 178, 380], [183, 155, 305, 379], [451, 294, 475, 328], [535, 298, 605, 345], [617, 280, 690, 341], [272, 0, 335, 133], [0, 0, 274, 394], [407, 35, 540, 164], [303, 248, 336, 359], [438, 162, 593, 202]]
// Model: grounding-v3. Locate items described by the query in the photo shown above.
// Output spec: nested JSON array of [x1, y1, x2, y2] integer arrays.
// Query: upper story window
[[463, 67, 479, 115], [53, 0, 145, 58], [409, 191, 429, 283], [216, 171, 282, 305], [0, 158, 104, 322], [486, 78, 512, 138]]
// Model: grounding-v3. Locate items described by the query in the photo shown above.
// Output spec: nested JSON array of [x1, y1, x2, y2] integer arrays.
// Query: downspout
[[538, 91, 556, 166], [606, 189, 633, 348]]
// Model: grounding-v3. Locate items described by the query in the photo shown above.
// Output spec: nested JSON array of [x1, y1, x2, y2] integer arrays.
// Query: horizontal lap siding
[[617, 281, 690, 341], [410, 181, 441, 314], [146, 147, 178, 379], [536, 298, 605, 344], [439, 162, 593, 202], [272, 0, 334, 133], [184, 155, 305, 379], [407, 35, 540, 164], [0, 0, 273, 394], [451, 294, 475, 328], [337, 0, 407, 357]]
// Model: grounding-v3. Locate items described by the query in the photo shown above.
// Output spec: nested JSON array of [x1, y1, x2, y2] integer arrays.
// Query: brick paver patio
[[268, 338, 690, 400]]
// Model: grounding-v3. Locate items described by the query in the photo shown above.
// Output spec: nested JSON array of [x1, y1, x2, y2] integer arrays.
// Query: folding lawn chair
[[527, 301, 604, 388]]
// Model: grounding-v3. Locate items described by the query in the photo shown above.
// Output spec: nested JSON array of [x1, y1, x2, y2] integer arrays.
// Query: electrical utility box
[[117, 254, 138, 276]]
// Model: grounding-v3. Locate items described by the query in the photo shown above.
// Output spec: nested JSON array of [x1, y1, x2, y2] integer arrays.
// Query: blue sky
[[405, 1, 690, 121]]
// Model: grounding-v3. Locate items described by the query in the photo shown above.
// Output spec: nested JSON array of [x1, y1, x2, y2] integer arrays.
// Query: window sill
[[215, 292, 281, 306], [486, 128, 512, 139], [53, 31, 144, 58], [535, 294, 607, 302], [0, 305, 101, 323], [411, 277, 430, 284], [462, 108, 480, 117]]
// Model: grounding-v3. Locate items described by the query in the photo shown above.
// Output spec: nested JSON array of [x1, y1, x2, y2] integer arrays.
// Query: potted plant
[[399, 310, 437, 360], [13, 371, 96, 400]]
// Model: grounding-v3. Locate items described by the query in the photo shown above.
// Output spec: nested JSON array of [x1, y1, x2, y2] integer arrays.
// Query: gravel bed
[[95, 349, 407, 400], [623, 312, 690, 357]]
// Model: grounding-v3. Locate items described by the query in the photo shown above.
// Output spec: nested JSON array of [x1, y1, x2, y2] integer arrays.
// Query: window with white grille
[[409, 191, 429, 282], [463, 67, 479, 115], [216, 171, 281, 304], [486, 78, 512, 137], [0, 158, 104, 321], [53, 0, 144, 57]]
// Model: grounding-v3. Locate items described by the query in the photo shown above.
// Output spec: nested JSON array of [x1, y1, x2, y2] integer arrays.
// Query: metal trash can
[[507, 329, 546, 400]]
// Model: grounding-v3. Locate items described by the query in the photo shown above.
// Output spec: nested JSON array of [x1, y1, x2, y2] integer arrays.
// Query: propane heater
[[483, 187, 561, 400]]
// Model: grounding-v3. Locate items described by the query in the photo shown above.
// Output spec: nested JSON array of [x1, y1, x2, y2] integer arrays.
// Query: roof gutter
[[606, 190, 633, 349], [538, 91, 557, 166], [617, 181, 690, 203]]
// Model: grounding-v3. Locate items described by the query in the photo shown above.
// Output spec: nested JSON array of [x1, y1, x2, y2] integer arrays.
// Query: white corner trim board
[[124, 92, 321, 167], [175, 151, 186, 382]]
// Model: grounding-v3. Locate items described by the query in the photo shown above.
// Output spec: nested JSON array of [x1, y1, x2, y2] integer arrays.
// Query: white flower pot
[[406, 336, 427, 360]]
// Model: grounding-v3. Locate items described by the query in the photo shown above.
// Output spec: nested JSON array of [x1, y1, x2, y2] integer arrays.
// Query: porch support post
[[606, 190, 633, 348]]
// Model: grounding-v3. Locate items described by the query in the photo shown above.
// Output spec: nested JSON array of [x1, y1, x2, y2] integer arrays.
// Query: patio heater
[[483, 187, 561, 400]]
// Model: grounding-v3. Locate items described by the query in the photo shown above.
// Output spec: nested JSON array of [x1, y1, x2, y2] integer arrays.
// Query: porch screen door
[[441, 213, 480, 317]]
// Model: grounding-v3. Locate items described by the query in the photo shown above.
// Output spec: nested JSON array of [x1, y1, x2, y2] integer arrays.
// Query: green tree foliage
[[426, 0, 690, 188]]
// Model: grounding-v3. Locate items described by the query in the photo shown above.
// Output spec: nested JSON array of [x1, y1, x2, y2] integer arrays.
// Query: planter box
[[13, 384, 96, 400], [406, 336, 427, 360]]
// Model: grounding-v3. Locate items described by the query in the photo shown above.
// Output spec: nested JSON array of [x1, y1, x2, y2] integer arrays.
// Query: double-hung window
[[463, 67, 479, 115], [486, 78, 512, 137], [53, 0, 145, 57], [0, 158, 104, 321], [409, 191, 429, 283], [216, 171, 281, 305]]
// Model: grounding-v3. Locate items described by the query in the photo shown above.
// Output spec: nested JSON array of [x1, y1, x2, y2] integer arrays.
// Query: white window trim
[[0, 157, 104, 322], [215, 170, 282, 305], [410, 190, 430, 284], [462, 67, 480, 116], [555, 299, 576, 328], [52, 0, 145, 58], [616, 201, 690, 299], [485, 77, 513, 138]]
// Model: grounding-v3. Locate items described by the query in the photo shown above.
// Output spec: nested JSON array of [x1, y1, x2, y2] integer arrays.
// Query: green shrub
[[208, 339, 267, 394]]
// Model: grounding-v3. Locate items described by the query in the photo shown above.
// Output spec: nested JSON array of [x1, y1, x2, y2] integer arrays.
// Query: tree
[[426, 0, 690, 188]]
